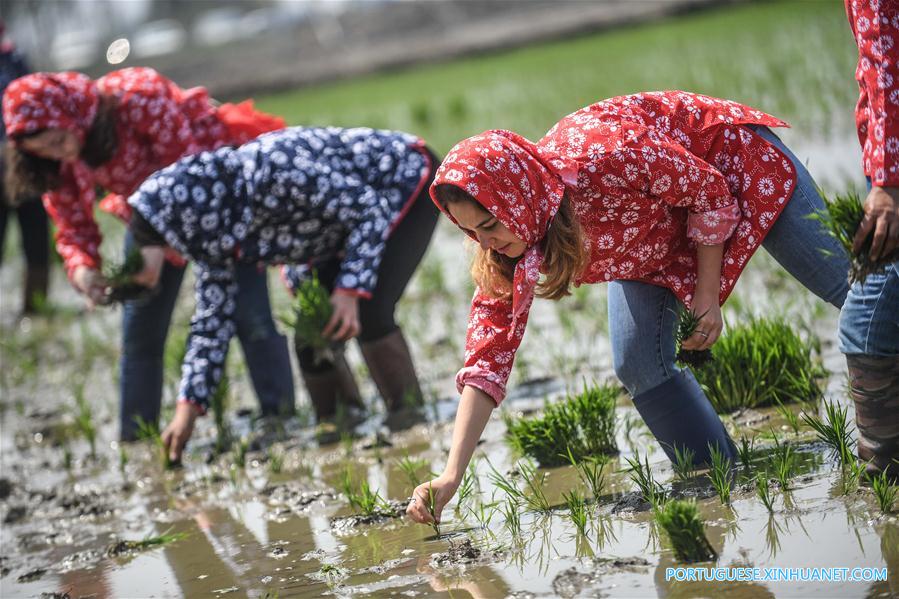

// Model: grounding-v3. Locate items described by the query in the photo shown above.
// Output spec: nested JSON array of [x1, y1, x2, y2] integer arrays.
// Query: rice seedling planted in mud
[[563, 488, 590, 537], [565, 447, 607, 499], [501, 498, 522, 538], [707, 444, 733, 505], [504, 382, 619, 467], [693, 317, 826, 414], [869, 470, 898, 514], [267, 448, 284, 474], [234, 438, 249, 469], [769, 434, 799, 491], [655, 500, 718, 563], [737, 436, 756, 470], [394, 453, 431, 493], [809, 191, 899, 284], [775, 399, 803, 435], [106, 528, 188, 557], [455, 461, 478, 514], [674, 308, 714, 368], [801, 400, 855, 466], [671, 445, 697, 482], [211, 370, 232, 454], [625, 450, 668, 509], [135, 416, 173, 470], [518, 459, 552, 513], [340, 466, 388, 517], [73, 380, 97, 458], [756, 475, 775, 512]]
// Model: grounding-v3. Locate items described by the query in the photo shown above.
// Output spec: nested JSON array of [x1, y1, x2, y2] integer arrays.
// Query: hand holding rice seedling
[[282, 270, 342, 365], [674, 308, 714, 368], [810, 191, 899, 284], [102, 247, 148, 304]]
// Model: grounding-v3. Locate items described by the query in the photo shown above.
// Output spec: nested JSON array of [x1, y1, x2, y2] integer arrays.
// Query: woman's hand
[[407, 474, 460, 526], [71, 266, 108, 307], [682, 290, 723, 351], [855, 185, 899, 261], [160, 401, 201, 465], [132, 246, 166, 289], [323, 290, 360, 341]]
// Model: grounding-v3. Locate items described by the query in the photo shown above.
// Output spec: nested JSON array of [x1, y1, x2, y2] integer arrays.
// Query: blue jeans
[[839, 180, 899, 356], [120, 233, 294, 440], [609, 125, 851, 396]]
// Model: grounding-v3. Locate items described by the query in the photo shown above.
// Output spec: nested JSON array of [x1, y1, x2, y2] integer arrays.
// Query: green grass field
[[256, 0, 857, 153]]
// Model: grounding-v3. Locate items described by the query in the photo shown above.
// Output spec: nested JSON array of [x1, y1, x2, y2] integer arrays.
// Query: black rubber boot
[[242, 333, 296, 417], [631, 370, 737, 466]]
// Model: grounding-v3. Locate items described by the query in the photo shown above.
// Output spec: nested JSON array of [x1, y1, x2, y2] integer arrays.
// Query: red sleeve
[[42, 163, 102, 280], [623, 128, 741, 245], [848, 0, 899, 186], [455, 289, 529, 406]]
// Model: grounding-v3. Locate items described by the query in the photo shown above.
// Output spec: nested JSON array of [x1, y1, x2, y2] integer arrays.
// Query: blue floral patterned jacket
[[128, 126, 431, 410]]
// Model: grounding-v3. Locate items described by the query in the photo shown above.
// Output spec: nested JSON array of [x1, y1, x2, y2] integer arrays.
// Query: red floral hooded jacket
[[2, 67, 284, 279], [431, 91, 797, 405]]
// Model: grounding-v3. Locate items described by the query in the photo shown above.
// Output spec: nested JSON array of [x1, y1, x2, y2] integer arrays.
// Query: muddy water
[[2, 147, 897, 598]]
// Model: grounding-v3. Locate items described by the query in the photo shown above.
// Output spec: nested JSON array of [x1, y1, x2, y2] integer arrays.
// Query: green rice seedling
[[134, 416, 173, 470], [565, 446, 607, 499], [624, 450, 667, 508], [518, 460, 552, 513], [563, 488, 589, 538], [775, 399, 802, 435], [486, 459, 525, 504], [102, 247, 147, 303], [394, 453, 430, 493], [119, 445, 128, 473], [842, 458, 868, 494], [267, 448, 284, 474], [736, 436, 756, 470], [106, 528, 188, 557], [233, 437, 249, 469], [707, 444, 733, 506], [211, 369, 231, 454], [455, 461, 478, 514], [426, 482, 440, 536], [671, 445, 697, 482], [655, 499, 717, 563], [869, 470, 898, 514], [674, 308, 714, 368], [809, 191, 899, 284], [693, 317, 826, 414], [769, 435, 798, 491], [282, 271, 338, 365], [73, 380, 96, 458], [756, 475, 775, 513], [340, 466, 388, 517], [801, 400, 854, 466], [469, 500, 497, 530], [318, 563, 345, 587], [501, 497, 521, 537], [504, 381, 619, 467]]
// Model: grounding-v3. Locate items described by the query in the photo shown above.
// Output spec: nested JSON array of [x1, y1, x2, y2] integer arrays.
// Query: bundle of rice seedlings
[[801, 400, 855, 466], [810, 191, 899, 284], [692, 317, 826, 414], [674, 308, 714, 368], [655, 500, 717, 563], [625, 450, 668, 509], [282, 271, 340, 365], [504, 382, 619, 467], [103, 247, 148, 303]]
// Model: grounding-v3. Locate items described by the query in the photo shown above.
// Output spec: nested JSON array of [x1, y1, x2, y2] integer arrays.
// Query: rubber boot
[[242, 333, 296, 417], [359, 328, 426, 430], [631, 370, 737, 466], [846, 354, 899, 482], [22, 265, 49, 315], [299, 354, 366, 422]]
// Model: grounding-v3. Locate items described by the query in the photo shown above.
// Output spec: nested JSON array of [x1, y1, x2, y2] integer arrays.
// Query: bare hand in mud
[[407, 476, 458, 526], [681, 295, 722, 351], [161, 402, 201, 465], [323, 290, 360, 341], [855, 185, 899, 261], [72, 266, 108, 308]]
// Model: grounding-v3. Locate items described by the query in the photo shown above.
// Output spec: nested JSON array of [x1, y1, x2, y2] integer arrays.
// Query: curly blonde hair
[[433, 184, 587, 301]]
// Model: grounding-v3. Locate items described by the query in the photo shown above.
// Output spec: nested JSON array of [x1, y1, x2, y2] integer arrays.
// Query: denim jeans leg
[[119, 234, 186, 440], [839, 262, 899, 356], [608, 279, 681, 396], [233, 263, 296, 416], [743, 126, 850, 308]]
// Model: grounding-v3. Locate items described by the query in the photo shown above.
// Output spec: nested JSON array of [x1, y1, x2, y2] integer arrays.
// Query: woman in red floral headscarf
[[2, 67, 294, 442], [407, 90, 852, 527]]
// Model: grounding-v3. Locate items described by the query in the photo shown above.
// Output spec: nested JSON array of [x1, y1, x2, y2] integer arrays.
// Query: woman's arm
[[406, 385, 494, 524], [682, 242, 725, 351]]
